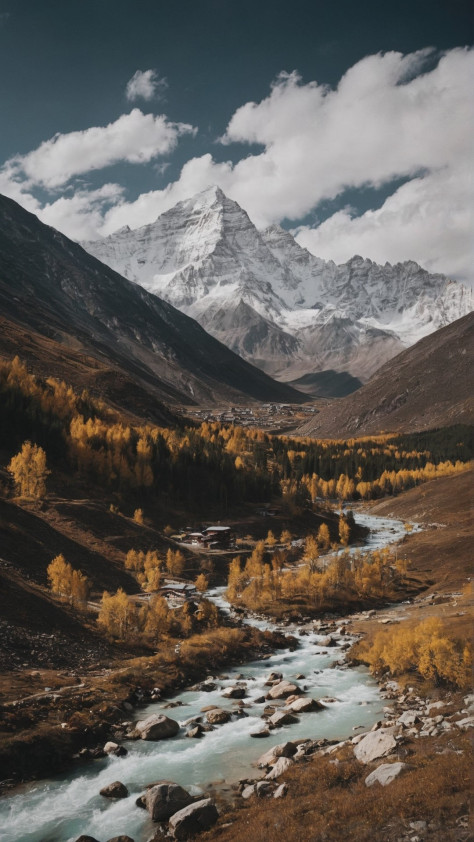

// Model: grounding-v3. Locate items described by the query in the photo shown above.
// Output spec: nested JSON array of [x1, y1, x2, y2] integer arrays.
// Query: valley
[[0, 192, 472, 842]]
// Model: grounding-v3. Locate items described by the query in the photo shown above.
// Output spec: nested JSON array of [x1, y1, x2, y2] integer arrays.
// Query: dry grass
[[206, 734, 471, 842]]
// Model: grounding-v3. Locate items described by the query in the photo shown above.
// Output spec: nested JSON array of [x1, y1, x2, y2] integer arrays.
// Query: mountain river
[[0, 513, 416, 842]]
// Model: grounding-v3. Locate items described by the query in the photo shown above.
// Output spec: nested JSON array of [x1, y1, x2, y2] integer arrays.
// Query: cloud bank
[[1, 48, 472, 283]]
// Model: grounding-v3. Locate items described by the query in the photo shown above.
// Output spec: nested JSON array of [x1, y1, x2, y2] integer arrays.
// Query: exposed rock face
[[134, 714, 180, 741], [168, 798, 218, 840], [353, 729, 397, 764], [99, 781, 129, 799], [145, 781, 194, 821], [365, 762, 411, 787], [83, 186, 472, 383]]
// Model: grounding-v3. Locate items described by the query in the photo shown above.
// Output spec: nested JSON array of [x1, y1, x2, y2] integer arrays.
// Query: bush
[[359, 618, 472, 689]]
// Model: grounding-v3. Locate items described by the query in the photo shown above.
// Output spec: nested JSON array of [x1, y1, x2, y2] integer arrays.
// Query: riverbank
[[0, 472, 471, 842], [0, 624, 295, 794]]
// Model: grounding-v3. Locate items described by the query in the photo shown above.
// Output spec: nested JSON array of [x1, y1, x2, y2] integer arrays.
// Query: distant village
[[179, 402, 319, 431]]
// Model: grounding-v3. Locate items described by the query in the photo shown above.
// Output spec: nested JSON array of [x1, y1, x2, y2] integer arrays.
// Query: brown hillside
[[366, 468, 473, 594], [297, 312, 474, 438]]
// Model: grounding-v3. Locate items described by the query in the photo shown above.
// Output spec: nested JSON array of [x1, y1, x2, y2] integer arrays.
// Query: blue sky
[[0, 0, 472, 282]]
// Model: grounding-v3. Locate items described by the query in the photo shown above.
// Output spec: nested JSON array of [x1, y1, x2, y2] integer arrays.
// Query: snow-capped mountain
[[83, 186, 473, 381]]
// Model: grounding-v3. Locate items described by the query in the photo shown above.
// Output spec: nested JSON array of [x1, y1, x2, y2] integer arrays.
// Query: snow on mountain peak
[[83, 187, 473, 382]]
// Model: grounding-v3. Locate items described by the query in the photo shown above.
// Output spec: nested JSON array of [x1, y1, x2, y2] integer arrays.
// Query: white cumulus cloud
[[125, 69, 168, 102], [1, 47, 472, 284], [98, 48, 474, 283], [6, 109, 195, 189]]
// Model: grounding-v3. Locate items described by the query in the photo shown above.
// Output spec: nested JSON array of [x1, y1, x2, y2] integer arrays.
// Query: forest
[[1, 356, 472, 518]]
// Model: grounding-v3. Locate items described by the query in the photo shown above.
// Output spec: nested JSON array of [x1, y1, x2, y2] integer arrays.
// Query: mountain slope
[[84, 186, 472, 382], [296, 312, 474, 438], [0, 193, 306, 408]]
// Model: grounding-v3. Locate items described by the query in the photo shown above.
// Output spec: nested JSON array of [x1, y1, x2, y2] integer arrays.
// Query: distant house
[[160, 582, 197, 602], [201, 525, 233, 547]]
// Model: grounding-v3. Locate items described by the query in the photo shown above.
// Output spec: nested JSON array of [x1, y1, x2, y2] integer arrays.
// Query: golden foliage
[[8, 441, 50, 498], [360, 618, 472, 689], [47, 554, 90, 606]]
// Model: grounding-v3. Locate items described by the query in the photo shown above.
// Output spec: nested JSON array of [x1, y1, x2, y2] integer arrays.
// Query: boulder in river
[[134, 713, 180, 741], [353, 729, 397, 764], [265, 671, 283, 684], [145, 781, 194, 821], [106, 837, 135, 842], [269, 710, 299, 728], [186, 725, 203, 738], [103, 741, 127, 757], [100, 781, 129, 799], [74, 837, 100, 842], [267, 680, 300, 700], [168, 798, 218, 840], [222, 685, 246, 699], [206, 707, 231, 725], [285, 697, 324, 713], [320, 636, 337, 647]]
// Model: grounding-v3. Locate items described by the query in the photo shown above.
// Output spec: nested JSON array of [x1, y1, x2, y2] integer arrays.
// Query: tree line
[[2, 357, 472, 513]]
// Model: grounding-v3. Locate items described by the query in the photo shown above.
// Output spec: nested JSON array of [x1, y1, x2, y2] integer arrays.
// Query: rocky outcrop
[[133, 714, 180, 741], [145, 781, 194, 821], [168, 798, 218, 840]]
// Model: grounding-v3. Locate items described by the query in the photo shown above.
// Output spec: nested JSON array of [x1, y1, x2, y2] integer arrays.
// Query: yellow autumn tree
[[280, 529, 292, 548], [47, 554, 90, 606], [98, 588, 137, 639], [338, 514, 351, 546], [303, 534, 320, 572], [317, 523, 331, 550], [166, 548, 185, 578], [8, 441, 50, 498], [195, 573, 209, 593], [47, 554, 71, 599]]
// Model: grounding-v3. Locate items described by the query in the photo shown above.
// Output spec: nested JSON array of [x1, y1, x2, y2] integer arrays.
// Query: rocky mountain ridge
[[84, 186, 472, 381], [0, 192, 306, 411]]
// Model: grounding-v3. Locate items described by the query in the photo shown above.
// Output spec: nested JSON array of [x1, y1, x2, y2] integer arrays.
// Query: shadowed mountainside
[[0, 193, 306, 411], [297, 312, 474, 438]]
